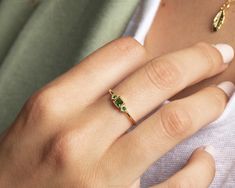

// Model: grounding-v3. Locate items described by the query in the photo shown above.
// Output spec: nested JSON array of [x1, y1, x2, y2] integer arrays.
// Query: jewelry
[[212, 0, 235, 32], [109, 89, 136, 125]]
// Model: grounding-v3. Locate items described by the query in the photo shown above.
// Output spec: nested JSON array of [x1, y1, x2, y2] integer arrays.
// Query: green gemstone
[[112, 95, 118, 100], [121, 106, 127, 112], [114, 97, 124, 108]]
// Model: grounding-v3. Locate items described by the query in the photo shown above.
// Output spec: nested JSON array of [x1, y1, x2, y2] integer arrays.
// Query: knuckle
[[144, 58, 182, 90], [44, 131, 76, 168], [112, 37, 147, 58], [160, 105, 192, 139], [25, 88, 65, 121]]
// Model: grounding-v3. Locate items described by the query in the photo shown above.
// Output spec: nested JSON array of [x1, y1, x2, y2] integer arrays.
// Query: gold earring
[[212, 0, 235, 32]]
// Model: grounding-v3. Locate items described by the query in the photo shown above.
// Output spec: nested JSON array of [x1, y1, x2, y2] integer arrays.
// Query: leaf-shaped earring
[[213, 9, 225, 32], [212, 0, 235, 32]]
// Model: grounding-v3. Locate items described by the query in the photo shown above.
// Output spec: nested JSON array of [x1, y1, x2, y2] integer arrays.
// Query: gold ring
[[109, 89, 136, 125]]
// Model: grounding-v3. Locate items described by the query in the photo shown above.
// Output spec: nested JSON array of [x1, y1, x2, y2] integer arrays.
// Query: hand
[[0, 38, 234, 188]]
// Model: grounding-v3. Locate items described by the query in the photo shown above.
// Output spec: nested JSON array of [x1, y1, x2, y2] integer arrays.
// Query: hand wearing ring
[[0, 38, 234, 188]]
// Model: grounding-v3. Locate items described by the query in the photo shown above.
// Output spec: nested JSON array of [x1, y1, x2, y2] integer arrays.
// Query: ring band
[[109, 89, 136, 125]]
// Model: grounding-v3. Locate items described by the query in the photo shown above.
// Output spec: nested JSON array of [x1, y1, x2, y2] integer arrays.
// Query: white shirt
[[124, 1, 235, 187]]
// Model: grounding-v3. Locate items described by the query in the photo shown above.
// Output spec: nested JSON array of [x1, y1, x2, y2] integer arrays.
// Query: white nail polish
[[213, 44, 234, 64], [217, 81, 235, 98], [203, 145, 216, 158]]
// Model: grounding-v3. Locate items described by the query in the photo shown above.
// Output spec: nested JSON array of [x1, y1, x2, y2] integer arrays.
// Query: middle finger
[[84, 42, 233, 147]]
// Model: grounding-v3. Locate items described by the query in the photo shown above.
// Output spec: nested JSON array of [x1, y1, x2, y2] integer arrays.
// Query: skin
[[0, 38, 230, 187], [144, 0, 235, 99]]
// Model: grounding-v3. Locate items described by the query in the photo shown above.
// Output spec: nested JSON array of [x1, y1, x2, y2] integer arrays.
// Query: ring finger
[[103, 82, 232, 185], [84, 42, 233, 149]]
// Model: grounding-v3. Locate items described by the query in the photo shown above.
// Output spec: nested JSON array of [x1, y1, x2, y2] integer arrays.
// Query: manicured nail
[[217, 81, 235, 98], [203, 145, 216, 158], [213, 44, 234, 64]]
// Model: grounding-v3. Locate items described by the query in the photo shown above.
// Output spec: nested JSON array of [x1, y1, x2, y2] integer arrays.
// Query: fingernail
[[217, 81, 235, 98], [203, 145, 216, 158], [213, 44, 234, 64]]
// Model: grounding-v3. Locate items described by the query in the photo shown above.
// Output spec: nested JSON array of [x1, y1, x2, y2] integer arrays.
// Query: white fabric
[[124, 1, 235, 187], [123, 0, 161, 45]]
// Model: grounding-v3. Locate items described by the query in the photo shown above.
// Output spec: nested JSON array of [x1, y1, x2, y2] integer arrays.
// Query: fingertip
[[192, 145, 216, 161], [186, 146, 216, 186], [217, 81, 235, 98], [203, 145, 216, 158], [213, 43, 234, 64], [188, 145, 216, 172]]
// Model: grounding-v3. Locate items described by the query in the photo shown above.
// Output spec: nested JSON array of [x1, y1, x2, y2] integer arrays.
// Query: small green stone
[[112, 95, 118, 100], [121, 106, 127, 112], [114, 97, 124, 108]]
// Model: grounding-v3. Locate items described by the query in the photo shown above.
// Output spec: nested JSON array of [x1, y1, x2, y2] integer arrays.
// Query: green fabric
[[0, 0, 139, 132], [0, 0, 39, 64]]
